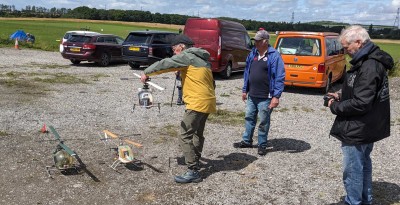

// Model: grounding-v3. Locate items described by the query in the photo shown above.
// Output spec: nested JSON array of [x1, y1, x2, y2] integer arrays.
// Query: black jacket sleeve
[[330, 59, 382, 117]]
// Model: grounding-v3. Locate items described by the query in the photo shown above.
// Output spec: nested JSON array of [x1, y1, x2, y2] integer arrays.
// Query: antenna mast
[[394, 8, 400, 29], [291, 12, 294, 23]]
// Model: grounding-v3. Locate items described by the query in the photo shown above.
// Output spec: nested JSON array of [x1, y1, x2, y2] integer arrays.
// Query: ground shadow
[[328, 181, 400, 205], [284, 86, 325, 96], [284, 79, 343, 96], [198, 152, 258, 179], [267, 138, 311, 153]]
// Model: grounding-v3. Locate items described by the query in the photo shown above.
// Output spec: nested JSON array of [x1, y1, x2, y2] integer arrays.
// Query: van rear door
[[184, 19, 220, 69], [276, 36, 324, 86]]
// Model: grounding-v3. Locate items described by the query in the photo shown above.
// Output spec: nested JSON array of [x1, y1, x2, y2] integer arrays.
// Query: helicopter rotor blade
[[133, 72, 165, 91], [124, 139, 143, 148], [147, 81, 165, 91], [103, 130, 118, 139]]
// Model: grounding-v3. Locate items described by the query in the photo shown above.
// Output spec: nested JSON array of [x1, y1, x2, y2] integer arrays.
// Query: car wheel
[[128, 61, 140, 69], [97, 53, 110, 67], [220, 62, 232, 79], [70, 59, 81, 65]]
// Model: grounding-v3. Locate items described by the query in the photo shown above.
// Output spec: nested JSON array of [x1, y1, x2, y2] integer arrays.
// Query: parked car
[[184, 18, 252, 79], [122, 31, 178, 69], [59, 31, 100, 52], [274, 31, 346, 89], [61, 34, 125, 66]]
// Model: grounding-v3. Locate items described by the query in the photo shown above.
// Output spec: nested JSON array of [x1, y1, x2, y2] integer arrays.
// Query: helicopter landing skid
[[45, 165, 80, 178], [132, 103, 161, 113]]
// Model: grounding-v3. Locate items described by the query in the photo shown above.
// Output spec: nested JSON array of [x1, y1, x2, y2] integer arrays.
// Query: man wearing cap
[[141, 35, 216, 183], [233, 29, 285, 156]]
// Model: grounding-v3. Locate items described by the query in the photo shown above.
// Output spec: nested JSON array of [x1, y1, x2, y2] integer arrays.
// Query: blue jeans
[[242, 96, 272, 148], [341, 142, 374, 205]]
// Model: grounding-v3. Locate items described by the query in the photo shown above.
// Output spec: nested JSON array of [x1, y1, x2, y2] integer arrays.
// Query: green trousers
[[179, 109, 209, 170]]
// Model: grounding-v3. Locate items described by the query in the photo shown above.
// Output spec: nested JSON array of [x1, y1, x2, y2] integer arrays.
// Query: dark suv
[[122, 31, 178, 69], [61, 34, 125, 66]]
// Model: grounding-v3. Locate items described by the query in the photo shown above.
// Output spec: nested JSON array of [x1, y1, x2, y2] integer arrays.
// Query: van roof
[[277, 31, 339, 37], [185, 18, 246, 31]]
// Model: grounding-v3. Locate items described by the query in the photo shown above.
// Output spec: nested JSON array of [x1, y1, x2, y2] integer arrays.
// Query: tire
[[128, 61, 140, 69], [97, 53, 110, 67], [220, 62, 232, 79], [70, 59, 81, 65]]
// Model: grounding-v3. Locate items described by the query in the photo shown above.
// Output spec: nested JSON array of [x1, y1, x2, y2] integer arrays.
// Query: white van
[[59, 31, 100, 52]]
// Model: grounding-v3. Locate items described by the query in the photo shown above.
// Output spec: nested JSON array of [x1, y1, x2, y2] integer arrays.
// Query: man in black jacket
[[326, 25, 393, 205]]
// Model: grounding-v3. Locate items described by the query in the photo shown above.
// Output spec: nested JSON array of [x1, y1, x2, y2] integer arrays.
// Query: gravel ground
[[0, 48, 399, 205]]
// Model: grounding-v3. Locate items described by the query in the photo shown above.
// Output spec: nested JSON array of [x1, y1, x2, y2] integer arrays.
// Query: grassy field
[[0, 18, 181, 51], [0, 18, 398, 76]]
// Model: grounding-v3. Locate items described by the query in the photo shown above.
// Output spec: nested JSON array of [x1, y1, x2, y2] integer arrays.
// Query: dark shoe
[[258, 146, 267, 155], [233, 141, 253, 148], [176, 100, 184, 105], [174, 170, 203, 183]]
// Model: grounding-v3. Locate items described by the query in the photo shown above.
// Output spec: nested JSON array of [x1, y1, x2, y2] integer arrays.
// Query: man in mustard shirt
[[140, 35, 216, 183]]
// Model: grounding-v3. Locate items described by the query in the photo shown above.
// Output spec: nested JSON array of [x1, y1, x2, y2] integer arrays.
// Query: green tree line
[[1, 4, 399, 39]]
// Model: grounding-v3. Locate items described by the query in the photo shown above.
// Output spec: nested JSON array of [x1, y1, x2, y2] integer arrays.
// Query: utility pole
[[394, 8, 400, 29], [291, 12, 294, 24]]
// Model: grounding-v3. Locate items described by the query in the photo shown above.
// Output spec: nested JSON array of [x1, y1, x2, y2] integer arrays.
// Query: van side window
[[326, 38, 341, 56], [245, 34, 252, 49]]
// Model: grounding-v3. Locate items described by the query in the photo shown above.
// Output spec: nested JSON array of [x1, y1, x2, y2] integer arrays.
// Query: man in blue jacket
[[233, 29, 285, 155], [327, 25, 393, 205]]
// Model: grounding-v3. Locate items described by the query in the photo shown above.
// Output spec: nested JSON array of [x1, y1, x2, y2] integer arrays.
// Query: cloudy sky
[[4, 0, 400, 26]]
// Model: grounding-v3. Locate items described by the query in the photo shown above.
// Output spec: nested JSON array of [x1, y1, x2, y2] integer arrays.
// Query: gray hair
[[338, 25, 370, 45]]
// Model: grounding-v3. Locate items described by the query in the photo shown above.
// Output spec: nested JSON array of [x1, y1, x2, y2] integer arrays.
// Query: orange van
[[274, 31, 346, 88]]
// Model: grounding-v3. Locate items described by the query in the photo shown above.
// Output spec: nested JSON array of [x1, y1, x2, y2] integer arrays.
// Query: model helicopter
[[132, 72, 165, 112], [45, 125, 99, 182], [100, 130, 143, 170]]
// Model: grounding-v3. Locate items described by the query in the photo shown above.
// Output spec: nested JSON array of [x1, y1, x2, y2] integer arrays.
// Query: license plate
[[287, 64, 303, 68], [70, 48, 80, 52], [129, 47, 140, 51]]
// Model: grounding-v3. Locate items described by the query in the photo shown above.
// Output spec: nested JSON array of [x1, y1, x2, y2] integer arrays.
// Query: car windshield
[[69, 35, 93, 43], [126, 34, 151, 44], [276, 37, 321, 56]]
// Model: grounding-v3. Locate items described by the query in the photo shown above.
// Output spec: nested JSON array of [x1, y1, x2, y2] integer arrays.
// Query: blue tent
[[10, 30, 27, 41]]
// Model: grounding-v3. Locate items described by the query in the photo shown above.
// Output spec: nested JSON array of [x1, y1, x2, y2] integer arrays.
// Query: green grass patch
[[1, 71, 88, 84], [0, 131, 9, 136], [153, 124, 179, 144], [29, 63, 71, 69], [208, 109, 244, 126], [92, 73, 110, 81], [33, 73, 88, 84], [301, 107, 314, 112], [275, 107, 289, 112]]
